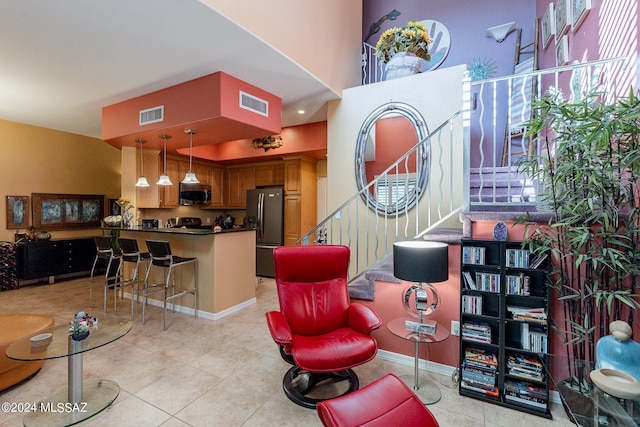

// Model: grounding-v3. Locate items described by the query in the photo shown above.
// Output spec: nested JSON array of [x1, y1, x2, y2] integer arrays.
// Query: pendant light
[[156, 134, 173, 186], [181, 129, 199, 184], [134, 139, 150, 187]]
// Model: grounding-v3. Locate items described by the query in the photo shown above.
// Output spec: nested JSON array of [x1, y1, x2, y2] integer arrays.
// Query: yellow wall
[[0, 119, 121, 241]]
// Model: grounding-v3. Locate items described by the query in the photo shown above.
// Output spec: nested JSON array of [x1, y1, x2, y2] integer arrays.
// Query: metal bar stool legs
[[118, 238, 151, 320], [89, 236, 122, 313], [143, 240, 198, 331]]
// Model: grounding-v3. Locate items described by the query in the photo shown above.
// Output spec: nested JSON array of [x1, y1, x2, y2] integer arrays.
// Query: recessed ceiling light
[[298, 110, 305, 114]]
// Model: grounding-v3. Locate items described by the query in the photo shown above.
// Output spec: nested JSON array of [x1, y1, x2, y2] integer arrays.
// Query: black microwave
[[179, 183, 212, 206]]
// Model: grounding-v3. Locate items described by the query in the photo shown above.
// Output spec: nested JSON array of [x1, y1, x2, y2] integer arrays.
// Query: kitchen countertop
[[104, 227, 252, 236]]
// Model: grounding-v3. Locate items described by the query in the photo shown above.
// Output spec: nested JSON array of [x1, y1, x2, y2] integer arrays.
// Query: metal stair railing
[[297, 110, 464, 282]]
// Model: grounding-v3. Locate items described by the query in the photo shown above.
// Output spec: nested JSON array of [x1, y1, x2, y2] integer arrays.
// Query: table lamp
[[393, 241, 449, 323]]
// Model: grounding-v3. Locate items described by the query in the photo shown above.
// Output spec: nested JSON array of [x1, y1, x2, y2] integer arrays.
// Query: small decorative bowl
[[30, 332, 53, 352]]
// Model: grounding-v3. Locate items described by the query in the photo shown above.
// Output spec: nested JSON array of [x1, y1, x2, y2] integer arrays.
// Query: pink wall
[[359, 244, 461, 367]]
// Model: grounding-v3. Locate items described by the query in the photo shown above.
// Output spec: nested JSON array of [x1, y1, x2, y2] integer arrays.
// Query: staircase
[[297, 110, 465, 298]]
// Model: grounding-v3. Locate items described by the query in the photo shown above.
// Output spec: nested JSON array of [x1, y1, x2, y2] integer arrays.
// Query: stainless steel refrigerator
[[246, 188, 284, 277]]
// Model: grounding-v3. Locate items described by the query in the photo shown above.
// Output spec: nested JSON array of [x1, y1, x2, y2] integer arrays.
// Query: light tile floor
[[0, 277, 574, 426]]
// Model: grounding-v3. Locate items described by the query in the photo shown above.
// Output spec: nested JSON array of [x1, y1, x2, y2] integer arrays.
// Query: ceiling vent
[[139, 105, 164, 126], [239, 91, 268, 117]]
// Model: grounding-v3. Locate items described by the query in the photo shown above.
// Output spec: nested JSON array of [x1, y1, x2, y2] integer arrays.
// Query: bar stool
[[143, 240, 198, 330], [89, 236, 124, 313], [117, 238, 151, 319]]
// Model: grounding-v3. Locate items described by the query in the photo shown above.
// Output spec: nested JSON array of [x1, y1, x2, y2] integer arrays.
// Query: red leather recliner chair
[[265, 245, 382, 408]]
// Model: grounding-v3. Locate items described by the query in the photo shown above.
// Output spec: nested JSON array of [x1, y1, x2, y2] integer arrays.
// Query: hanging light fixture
[[134, 139, 150, 187], [182, 129, 199, 184], [156, 134, 173, 186]]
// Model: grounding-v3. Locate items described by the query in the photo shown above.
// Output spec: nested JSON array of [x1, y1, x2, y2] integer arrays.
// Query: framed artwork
[[555, 0, 571, 40], [108, 198, 121, 216], [556, 35, 569, 66], [32, 193, 105, 230], [6, 196, 31, 229], [541, 3, 555, 49], [572, 0, 592, 31]]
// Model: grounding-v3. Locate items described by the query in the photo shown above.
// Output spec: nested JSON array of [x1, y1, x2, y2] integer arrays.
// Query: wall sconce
[[252, 135, 283, 152], [486, 21, 516, 43]]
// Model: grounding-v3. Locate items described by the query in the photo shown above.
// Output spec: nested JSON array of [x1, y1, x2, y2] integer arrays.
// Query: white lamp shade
[[156, 174, 173, 186], [135, 176, 150, 187], [181, 171, 199, 184]]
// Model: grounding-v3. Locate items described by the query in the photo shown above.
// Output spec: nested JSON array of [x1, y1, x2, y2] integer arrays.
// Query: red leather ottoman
[[317, 373, 440, 427], [0, 314, 55, 391]]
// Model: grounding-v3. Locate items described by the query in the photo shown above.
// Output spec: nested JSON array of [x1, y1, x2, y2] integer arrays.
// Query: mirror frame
[[355, 102, 429, 215]]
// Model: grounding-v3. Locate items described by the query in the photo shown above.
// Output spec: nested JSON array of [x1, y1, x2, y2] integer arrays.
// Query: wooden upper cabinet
[[255, 162, 284, 187], [159, 158, 180, 207], [210, 167, 224, 208], [226, 166, 255, 208]]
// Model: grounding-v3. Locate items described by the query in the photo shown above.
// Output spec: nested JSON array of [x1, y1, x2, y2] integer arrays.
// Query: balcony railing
[[465, 56, 627, 212]]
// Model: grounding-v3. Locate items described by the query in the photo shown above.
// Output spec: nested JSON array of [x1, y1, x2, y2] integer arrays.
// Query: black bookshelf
[[459, 239, 552, 419]]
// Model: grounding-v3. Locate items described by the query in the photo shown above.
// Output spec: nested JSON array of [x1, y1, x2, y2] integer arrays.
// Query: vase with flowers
[[116, 197, 134, 229], [375, 21, 432, 80]]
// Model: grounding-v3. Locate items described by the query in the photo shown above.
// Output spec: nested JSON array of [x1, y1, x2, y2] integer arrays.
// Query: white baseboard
[[123, 292, 257, 321]]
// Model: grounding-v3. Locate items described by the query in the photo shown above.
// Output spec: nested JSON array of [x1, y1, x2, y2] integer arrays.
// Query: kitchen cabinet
[[159, 158, 180, 207], [16, 238, 96, 281], [210, 166, 224, 208], [283, 156, 317, 245], [255, 162, 284, 187], [226, 166, 255, 208]]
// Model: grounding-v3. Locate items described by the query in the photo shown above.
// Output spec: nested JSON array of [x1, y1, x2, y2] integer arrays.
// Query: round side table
[[387, 317, 450, 405]]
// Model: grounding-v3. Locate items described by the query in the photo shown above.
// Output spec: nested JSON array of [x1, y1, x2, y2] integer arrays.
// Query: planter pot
[[558, 379, 594, 427], [384, 52, 421, 80], [71, 331, 89, 341]]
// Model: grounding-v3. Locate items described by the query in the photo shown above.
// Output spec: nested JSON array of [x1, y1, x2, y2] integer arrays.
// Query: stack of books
[[462, 294, 483, 314], [505, 274, 530, 296], [528, 254, 548, 269], [506, 306, 547, 324], [520, 323, 548, 352], [505, 249, 530, 268], [461, 348, 498, 397], [462, 246, 486, 265], [462, 322, 492, 343], [475, 272, 501, 292], [504, 379, 547, 410], [507, 353, 544, 382]]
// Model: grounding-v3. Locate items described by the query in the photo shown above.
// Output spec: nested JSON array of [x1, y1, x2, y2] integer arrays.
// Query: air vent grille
[[139, 105, 164, 126], [239, 91, 269, 117]]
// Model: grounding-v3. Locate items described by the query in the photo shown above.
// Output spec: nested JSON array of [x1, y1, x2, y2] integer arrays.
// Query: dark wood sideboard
[[16, 238, 97, 281]]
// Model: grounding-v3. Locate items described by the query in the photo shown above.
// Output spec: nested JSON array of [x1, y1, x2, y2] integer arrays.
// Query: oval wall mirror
[[355, 102, 429, 215]]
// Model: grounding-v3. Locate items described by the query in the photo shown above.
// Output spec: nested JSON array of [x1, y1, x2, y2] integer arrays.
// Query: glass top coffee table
[[544, 354, 640, 426], [6, 317, 132, 426], [387, 317, 450, 405]]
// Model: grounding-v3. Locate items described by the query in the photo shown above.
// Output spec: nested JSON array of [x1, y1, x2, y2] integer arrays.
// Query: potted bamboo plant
[[517, 88, 640, 424]]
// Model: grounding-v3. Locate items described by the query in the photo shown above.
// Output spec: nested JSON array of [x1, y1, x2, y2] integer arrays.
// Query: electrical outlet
[[207, 217, 211, 224], [451, 320, 460, 336]]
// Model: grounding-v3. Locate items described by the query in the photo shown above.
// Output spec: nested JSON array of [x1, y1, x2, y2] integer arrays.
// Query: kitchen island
[[118, 227, 256, 320]]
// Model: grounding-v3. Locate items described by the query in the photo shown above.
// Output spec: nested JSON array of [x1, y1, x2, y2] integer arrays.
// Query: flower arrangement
[[375, 21, 432, 64], [116, 197, 134, 213], [68, 312, 97, 340], [252, 135, 283, 152]]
